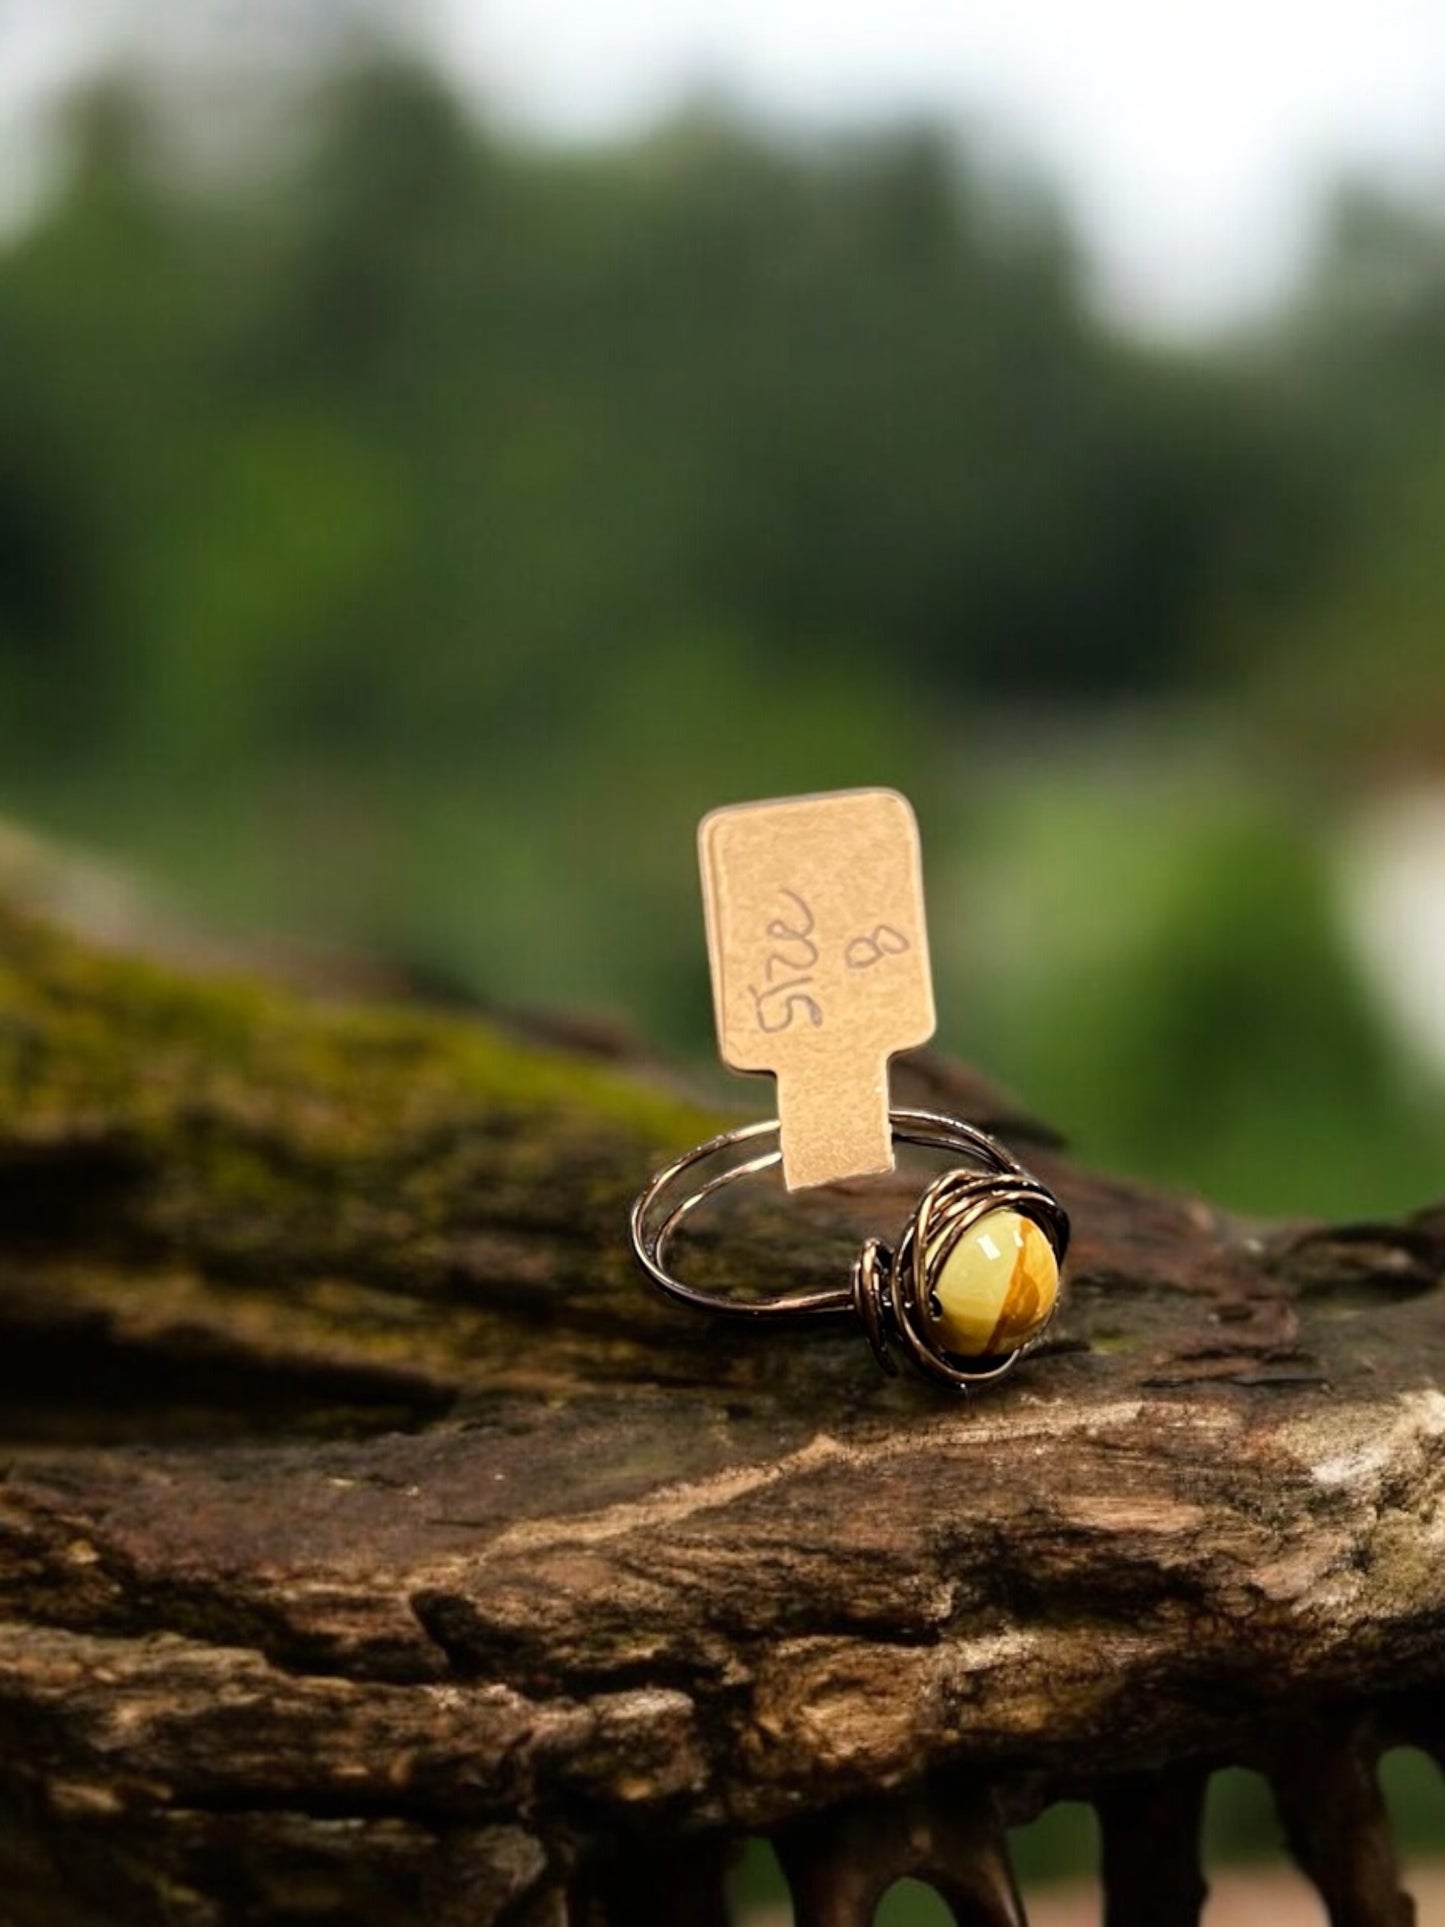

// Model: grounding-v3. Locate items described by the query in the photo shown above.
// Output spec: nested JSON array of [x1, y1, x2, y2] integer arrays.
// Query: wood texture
[[0, 888, 1442, 1924]]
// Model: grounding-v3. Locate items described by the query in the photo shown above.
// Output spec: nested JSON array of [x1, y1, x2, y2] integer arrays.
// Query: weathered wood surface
[[0, 886, 1442, 1924]]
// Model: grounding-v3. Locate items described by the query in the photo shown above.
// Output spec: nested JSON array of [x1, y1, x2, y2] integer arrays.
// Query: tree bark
[[0, 885, 1441, 1923]]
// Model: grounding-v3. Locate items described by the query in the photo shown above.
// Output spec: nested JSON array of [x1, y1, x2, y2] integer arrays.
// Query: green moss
[[0, 901, 727, 1296], [0, 900, 719, 1139]]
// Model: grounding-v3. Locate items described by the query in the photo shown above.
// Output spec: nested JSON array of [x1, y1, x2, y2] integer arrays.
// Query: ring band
[[630, 1108, 1069, 1390]]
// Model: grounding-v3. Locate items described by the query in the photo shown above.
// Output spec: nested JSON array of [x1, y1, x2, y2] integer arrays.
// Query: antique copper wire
[[630, 1108, 1069, 1389]]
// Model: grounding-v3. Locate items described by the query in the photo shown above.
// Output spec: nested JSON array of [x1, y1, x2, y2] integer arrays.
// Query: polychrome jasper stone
[[927, 1208, 1059, 1357]]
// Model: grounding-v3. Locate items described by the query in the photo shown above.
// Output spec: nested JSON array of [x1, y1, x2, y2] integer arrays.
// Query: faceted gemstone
[[927, 1209, 1058, 1356]]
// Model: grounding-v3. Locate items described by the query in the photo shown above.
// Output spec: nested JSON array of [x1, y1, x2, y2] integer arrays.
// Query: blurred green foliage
[[0, 50, 1442, 1222]]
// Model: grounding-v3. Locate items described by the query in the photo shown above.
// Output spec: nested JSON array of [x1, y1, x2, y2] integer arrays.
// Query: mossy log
[[0, 881, 1443, 1925]]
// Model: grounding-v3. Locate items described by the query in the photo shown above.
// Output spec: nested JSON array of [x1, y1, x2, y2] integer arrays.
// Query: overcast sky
[[4, 0, 1445, 333]]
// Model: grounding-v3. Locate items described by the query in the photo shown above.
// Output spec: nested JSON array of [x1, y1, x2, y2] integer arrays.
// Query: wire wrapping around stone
[[851, 1168, 1070, 1390]]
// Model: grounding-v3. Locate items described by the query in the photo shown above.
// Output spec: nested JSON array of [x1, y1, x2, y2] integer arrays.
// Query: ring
[[630, 1108, 1069, 1390]]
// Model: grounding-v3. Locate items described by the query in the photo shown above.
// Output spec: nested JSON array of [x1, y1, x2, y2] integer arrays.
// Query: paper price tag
[[698, 788, 936, 1190]]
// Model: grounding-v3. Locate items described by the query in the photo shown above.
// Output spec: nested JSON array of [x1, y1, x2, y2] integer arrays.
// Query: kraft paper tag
[[698, 788, 936, 1190]]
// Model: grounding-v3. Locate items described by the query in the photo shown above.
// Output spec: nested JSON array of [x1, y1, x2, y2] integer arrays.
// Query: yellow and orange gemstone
[[927, 1210, 1059, 1357]]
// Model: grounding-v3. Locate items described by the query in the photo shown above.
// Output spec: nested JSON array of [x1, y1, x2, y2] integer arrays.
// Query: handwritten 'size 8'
[[747, 888, 912, 1034]]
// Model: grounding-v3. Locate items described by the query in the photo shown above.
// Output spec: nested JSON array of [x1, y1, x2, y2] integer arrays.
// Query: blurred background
[[1, 0, 1444, 1912]]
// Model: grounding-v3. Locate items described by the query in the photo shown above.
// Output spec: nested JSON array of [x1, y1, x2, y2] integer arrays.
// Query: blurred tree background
[[0, 30, 1443, 1226]]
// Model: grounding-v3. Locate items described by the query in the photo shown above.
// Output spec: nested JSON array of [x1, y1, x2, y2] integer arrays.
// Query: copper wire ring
[[629, 1108, 1069, 1390]]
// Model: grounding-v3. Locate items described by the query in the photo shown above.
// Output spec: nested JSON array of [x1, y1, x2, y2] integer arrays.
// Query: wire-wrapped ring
[[630, 1109, 1069, 1390]]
